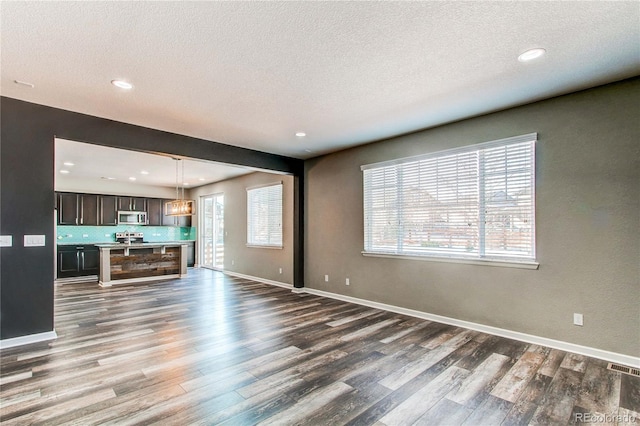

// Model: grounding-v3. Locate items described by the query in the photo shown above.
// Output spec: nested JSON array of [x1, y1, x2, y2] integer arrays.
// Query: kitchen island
[[96, 242, 188, 287]]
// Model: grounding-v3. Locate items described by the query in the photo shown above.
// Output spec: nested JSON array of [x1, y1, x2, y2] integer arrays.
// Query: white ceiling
[[1, 2, 639, 162], [55, 138, 252, 190]]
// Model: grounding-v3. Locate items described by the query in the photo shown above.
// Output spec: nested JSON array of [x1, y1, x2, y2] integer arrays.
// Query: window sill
[[247, 244, 283, 250], [361, 251, 539, 270]]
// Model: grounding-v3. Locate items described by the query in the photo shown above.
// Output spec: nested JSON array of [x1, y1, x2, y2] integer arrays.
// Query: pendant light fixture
[[164, 158, 195, 216]]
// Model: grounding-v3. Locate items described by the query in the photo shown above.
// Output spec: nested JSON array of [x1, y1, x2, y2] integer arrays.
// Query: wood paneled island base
[[97, 243, 187, 286]]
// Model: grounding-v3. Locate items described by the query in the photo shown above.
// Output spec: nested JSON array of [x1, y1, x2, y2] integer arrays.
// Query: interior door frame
[[199, 192, 224, 271]]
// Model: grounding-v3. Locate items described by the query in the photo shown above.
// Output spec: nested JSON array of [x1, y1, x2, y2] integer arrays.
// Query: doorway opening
[[201, 193, 224, 269]]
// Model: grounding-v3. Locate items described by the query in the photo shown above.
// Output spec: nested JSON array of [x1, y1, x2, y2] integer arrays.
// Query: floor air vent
[[607, 362, 640, 377]]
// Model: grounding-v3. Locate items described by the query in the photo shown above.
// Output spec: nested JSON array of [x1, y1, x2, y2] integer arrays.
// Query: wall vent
[[607, 363, 640, 377]]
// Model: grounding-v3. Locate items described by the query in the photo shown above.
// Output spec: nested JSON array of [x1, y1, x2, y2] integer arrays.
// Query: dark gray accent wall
[[0, 111, 56, 339], [0, 96, 304, 340], [304, 77, 640, 357]]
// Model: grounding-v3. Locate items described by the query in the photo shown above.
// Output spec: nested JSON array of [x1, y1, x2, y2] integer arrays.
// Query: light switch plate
[[0, 235, 12, 247], [24, 235, 46, 247]]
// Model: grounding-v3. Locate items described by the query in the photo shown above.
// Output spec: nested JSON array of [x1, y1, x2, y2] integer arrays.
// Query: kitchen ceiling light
[[140, 170, 149, 175], [101, 177, 116, 180], [165, 158, 195, 216], [129, 177, 136, 181], [60, 170, 70, 174], [518, 48, 546, 62], [198, 178, 205, 181], [63, 161, 75, 166], [111, 79, 133, 89], [295, 132, 306, 137]]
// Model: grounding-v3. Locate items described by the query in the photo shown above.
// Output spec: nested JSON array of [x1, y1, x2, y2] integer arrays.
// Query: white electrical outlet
[[279, 268, 283, 274], [573, 313, 584, 326], [324, 275, 329, 282], [346, 278, 350, 286]]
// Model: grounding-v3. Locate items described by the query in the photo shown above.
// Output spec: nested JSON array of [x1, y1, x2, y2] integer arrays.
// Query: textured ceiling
[[1, 1, 639, 161]]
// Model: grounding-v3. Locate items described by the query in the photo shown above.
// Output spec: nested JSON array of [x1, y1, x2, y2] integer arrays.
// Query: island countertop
[[95, 242, 189, 249]]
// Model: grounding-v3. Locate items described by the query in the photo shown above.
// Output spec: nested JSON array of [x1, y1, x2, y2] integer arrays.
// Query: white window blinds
[[247, 183, 283, 247], [362, 134, 536, 262]]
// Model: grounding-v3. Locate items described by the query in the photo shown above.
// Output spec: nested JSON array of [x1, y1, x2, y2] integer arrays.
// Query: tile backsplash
[[57, 226, 196, 244]]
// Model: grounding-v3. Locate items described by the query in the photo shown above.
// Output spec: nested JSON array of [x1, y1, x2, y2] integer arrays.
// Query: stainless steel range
[[115, 231, 144, 245]]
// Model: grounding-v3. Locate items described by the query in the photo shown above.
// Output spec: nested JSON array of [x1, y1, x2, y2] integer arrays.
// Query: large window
[[362, 134, 536, 264], [247, 183, 283, 248]]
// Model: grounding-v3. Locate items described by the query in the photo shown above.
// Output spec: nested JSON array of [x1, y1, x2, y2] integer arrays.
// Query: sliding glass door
[[201, 194, 224, 269]]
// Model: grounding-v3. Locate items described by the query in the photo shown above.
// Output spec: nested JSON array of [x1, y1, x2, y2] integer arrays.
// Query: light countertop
[[58, 240, 195, 246], [95, 242, 190, 249]]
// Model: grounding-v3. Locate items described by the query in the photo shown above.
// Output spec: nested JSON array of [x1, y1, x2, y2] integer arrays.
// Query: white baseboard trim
[[0, 330, 58, 350], [223, 270, 293, 290], [55, 275, 98, 285], [297, 287, 640, 368]]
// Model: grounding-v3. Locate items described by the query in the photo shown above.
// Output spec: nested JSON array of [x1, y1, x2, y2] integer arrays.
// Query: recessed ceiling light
[[295, 132, 306, 137], [60, 170, 70, 174], [518, 48, 546, 62], [198, 178, 205, 181], [129, 177, 136, 181], [63, 161, 75, 166], [111, 79, 133, 90], [140, 170, 149, 175], [304, 149, 312, 153], [183, 182, 190, 186], [101, 177, 116, 180]]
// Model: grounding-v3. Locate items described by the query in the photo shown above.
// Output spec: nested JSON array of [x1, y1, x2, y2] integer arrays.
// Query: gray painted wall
[[190, 172, 294, 284], [304, 78, 640, 357]]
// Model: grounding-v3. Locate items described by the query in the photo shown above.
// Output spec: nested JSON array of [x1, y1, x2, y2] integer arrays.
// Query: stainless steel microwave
[[117, 211, 147, 225]]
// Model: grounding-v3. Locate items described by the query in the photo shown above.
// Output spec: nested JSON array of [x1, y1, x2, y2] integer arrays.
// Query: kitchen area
[[54, 137, 291, 288], [53, 137, 249, 286], [55, 191, 196, 285]]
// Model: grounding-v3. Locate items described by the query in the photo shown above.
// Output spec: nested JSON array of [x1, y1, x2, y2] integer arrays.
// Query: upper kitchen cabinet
[[118, 196, 146, 212], [79, 194, 99, 225], [146, 198, 164, 226], [100, 195, 118, 226], [56, 192, 98, 225], [57, 192, 78, 225], [178, 215, 192, 227]]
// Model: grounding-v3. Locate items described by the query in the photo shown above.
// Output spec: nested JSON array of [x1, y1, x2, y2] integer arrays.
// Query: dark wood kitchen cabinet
[[146, 198, 164, 226], [100, 195, 118, 225], [57, 192, 79, 225], [178, 215, 192, 227], [56, 192, 192, 227], [56, 192, 98, 225], [118, 196, 146, 211], [79, 194, 99, 225], [57, 245, 99, 278]]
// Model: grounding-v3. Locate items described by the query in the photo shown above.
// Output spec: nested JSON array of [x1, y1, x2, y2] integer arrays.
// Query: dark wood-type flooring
[[1, 269, 638, 425]]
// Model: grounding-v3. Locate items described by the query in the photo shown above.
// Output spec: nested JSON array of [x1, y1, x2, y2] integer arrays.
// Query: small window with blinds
[[362, 134, 536, 264], [247, 183, 283, 248]]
